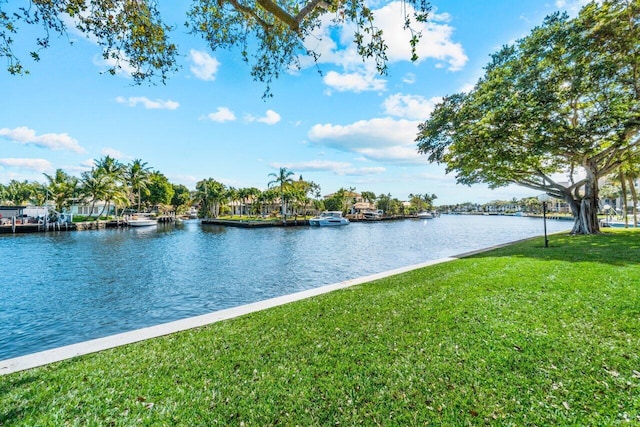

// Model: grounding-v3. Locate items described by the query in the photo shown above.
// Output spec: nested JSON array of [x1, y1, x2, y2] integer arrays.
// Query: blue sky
[[0, 0, 588, 205]]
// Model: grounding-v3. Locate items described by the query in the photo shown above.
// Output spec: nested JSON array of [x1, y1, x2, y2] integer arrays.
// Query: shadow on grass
[[0, 374, 38, 424], [464, 229, 640, 266]]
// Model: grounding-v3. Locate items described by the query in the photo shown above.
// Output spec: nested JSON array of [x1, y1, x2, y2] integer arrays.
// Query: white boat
[[362, 209, 383, 220], [127, 217, 158, 227], [309, 211, 350, 226], [416, 211, 434, 219]]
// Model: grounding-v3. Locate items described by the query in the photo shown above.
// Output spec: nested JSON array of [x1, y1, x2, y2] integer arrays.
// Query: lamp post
[[603, 204, 611, 226], [538, 194, 551, 248]]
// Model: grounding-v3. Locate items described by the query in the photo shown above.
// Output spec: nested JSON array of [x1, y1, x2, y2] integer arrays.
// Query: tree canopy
[[2, 0, 430, 96], [416, 0, 640, 234]]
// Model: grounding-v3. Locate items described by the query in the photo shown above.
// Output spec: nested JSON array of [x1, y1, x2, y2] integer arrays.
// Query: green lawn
[[2, 230, 639, 425]]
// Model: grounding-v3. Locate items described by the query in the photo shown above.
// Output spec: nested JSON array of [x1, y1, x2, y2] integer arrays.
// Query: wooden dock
[[0, 222, 77, 234]]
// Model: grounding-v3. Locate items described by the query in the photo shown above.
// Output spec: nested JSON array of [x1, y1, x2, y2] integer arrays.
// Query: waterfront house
[[68, 199, 116, 218]]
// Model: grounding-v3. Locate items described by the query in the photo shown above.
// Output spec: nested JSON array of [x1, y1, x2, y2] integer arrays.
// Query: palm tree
[[237, 187, 261, 217], [93, 156, 130, 218], [79, 169, 110, 218], [5, 180, 34, 205], [226, 186, 239, 217], [268, 167, 295, 224], [195, 178, 227, 218], [94, 156, 125, 182], [258, 188, 279, 217], [44, 169, 78, 212], [27, 181, 47, 206], [126, 159, 152, 213]]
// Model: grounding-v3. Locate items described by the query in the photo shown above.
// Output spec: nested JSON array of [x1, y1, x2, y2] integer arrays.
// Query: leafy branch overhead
[[0, 0, 431, 95]]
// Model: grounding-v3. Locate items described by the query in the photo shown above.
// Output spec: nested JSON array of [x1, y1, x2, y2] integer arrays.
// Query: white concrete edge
[[0, 234, 546, 375]]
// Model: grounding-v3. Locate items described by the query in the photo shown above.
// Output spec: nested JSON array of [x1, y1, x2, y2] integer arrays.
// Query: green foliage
[[2, 0, 431, 96], [171, 184, 191, 212], [408, 192, 437, 212], [416, 0, 640, 234], [195, 177, 227, 218], [44, 169, 78, 212], [1, 0, 178, 83], [2, 230, 640, 424], [3, 179, 35, 205], [144, 171, 174, 207]]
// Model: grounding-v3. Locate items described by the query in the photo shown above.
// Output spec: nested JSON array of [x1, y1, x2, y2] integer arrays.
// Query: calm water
[[0, 215, 570, 360]]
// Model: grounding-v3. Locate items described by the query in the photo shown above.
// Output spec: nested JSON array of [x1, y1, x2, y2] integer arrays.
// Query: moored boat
[[362, 209, 383, 220], [127, 216, 158, 227], [416, 211, 434, 219], [309, 211, 350, 226]]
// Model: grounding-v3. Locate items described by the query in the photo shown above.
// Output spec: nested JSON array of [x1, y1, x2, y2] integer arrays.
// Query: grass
[[2, 230, 640, 425]]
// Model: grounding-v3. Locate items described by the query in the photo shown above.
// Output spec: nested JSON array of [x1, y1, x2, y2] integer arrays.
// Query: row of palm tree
[[190, 167, 449, 220], [193, 168, 322, 220], [0, 156, 190, 218], [3, 163, 452, 220]]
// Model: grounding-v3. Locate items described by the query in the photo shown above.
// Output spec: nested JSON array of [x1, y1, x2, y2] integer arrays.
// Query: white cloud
[[116, 96, 179, 110], [383, 93, 441, 120], [245, 109, 281, 125], [301, 1, 468, 86], [308, 117, 427, 164], [323, 70, 387, 93], [207, 107, 236, 123], [402, 73, 416, 84], [190, 49, 220, 81], [0, 126, 85, 153], [0, 158, 53, 173], [100, 148, 127, 160], [258, 110, 281, 125], [270, 160, 386, 176], [375, 4, 468, 70], [309, 117, 419, 148]]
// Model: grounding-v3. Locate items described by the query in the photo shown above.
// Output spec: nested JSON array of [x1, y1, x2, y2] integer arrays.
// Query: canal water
[[0, 215, 571, 360]]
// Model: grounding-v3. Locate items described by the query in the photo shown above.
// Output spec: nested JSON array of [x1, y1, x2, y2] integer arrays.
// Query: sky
[[0, 0, 590, 205]]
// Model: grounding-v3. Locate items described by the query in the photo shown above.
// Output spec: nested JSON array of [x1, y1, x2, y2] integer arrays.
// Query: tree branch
[[256, 0, 298, 30]]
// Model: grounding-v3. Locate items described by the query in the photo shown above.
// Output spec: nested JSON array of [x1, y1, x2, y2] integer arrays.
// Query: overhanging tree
[[2, 0, 430, 96], [416, 0, 640, 234]]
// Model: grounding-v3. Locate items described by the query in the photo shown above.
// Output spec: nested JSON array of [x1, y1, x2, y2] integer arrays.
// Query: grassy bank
[[2, 230, 639, 425]]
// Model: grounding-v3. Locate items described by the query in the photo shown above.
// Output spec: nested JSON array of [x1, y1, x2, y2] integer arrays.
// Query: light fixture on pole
[[538, 193, 551, 248], [603, 204, 611, 226]]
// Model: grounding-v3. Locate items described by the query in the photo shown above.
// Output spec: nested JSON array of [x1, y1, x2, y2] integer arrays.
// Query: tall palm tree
[[94, 156, 125, 182], [44, 169, 78, 212], [195, 178, 227, 218], [126, 159, 152, 213], [258, 188, 278, 217], [92, 156, 127, 218], [30, 182, 48, 206], [226, 186, 239, 217], [237, 187, 261, 217], [268, 167, 295, 223], [6, 180, 34, 205], [80, 169, 110, 218], [0, 183, 6, 203]]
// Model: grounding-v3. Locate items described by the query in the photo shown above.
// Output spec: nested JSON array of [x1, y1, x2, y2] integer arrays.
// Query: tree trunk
[[567, 171, 600, 235], [620, 171, 628, 227], [98, 201, 110, 220], [628, 177, 638, 228]]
